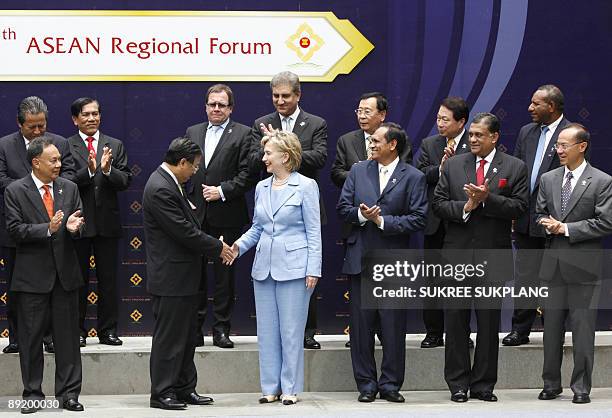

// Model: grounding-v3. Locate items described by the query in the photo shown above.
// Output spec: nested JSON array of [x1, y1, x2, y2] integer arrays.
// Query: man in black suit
[[4, 137, 85, 413], [536, 124, 612, 404], [185, 84, 256, 348], [249, 71, 327, 349], [68, 97, 132, 347], [143, 138, 234, 410], [0, 96, 76, 355], [432, 113, 528, 402], [416, 97, 470, 348], [503, 85, 571, 346]]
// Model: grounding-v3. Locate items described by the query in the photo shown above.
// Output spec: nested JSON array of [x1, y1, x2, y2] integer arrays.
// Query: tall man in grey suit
[[185, 84, 257, 348], [4, 137, 85, 413], [143, 138, 234, 410], [338, 123, 427, 403], [433, 113, 528, 403], [249, 71, 327, 349], [504, 85, 572, 346], [0, 96, 76, 354], [536, 124, 612, 404], [416, 96, 470, 348], [68, 97, 132, 347]]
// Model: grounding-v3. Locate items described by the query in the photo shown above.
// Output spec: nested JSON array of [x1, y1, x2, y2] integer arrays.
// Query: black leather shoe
[[380, 390, 405, 403], [79, 336, 86, 347], [304, 336, 321, 349], [213, 333, 234, 348], [358, 391, 377, 402], [345, 341, 351, 348], [451, 390, 468, 402], [420, 335, 444, 348], [572, 393, 590, 404], [468, 338, 474, 348], [62, 398, 84, 411], [3, 343, 19, 353], [43, 341, 54, 353], [178, 392, 214, 405], [502, 331, 530, 346], [99, 334, 123, 346], [150, 396, 187, 410], [470, 391, 498, 402], [538, 388, 562, 400]]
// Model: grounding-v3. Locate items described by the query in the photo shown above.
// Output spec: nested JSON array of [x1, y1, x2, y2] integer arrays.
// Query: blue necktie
[[530, 126, 549, 192]]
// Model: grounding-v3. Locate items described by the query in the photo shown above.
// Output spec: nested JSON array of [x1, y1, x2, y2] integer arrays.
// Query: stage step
[[1, 333, 611, 396]]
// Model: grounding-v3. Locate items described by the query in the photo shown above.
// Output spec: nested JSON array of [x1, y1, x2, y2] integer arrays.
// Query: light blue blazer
[[236, 172, 322, 281]]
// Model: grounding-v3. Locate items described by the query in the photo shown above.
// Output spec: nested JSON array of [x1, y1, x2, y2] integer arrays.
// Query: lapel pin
[[228, 128, 232, 134], [581, 180, 587, 186], [492, 167, 498, 174], [462, 144, 467, 149], [58, 189, 63, 195], [392, 178, 397, 184], [299, 121, 306, 127]]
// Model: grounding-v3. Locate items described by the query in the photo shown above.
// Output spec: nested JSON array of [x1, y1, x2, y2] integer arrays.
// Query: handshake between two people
[[218, 235, 239, 266]]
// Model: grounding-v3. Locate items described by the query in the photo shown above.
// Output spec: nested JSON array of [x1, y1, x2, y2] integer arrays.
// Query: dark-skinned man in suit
[[185, 84, 257, 348], [249, 71, 327, 350]]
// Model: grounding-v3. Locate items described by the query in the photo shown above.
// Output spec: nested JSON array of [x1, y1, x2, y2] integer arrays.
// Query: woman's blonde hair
[[261, 130, 302, 172]]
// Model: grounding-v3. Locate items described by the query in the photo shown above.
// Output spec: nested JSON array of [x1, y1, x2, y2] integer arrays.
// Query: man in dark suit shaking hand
[[143, 138, 234, 410], [4, 137, 85, 413]]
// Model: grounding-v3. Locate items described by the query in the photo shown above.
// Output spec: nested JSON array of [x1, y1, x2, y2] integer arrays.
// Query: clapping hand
[[100, 146, 113, 174], [66, 210, 85, 233], [463, 179, 490, 212], [49, 210, 64, 234], [87, 151, 96, 173]]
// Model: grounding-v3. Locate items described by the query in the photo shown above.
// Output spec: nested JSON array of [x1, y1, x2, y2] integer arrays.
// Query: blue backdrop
[[1, 0, 611, 337]]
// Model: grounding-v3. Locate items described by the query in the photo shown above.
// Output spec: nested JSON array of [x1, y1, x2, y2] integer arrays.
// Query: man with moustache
[[432, 113, 528, 402], [249, 71, 327, 349], [184, 84, 256, 348], [0, 96, 76, 354], [503, 85, 571, 347], [67, 97, 132, 347], [416, 97, 470, 348]]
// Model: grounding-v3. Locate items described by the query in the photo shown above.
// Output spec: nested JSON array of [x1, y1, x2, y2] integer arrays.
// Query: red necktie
[[86, 137, 96, 159], [476, 159, 486, 186], [42, 185, 54, 219]]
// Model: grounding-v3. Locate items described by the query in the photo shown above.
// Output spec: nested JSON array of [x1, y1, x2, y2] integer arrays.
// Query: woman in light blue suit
[[232, 130, 321, 405]]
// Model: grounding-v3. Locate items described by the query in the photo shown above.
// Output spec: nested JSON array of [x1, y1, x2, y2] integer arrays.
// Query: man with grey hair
[[0, 96, 76, 355], [249, 71, 328, 349]]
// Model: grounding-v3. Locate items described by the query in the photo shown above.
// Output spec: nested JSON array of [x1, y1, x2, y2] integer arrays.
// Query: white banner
[[0, 10, 374, 81]]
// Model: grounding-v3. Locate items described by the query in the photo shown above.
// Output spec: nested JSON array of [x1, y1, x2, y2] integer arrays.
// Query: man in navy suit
[[0, 96, 76, 354], [249, 71, 327, 349], [337, 122, 427, 403], [504, 85, 571, 346]]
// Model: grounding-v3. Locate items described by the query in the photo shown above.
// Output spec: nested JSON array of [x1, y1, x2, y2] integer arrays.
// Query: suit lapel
[[70, 136, 89, 164], [380, 163, 407, 197], [24, 177, 51, 221], [433, 135, 446, 161], [353, 131, 367, 161], [560, 164, 592, 221], [551, 169, 564, 218], [53, 179, 65, 215], [367, 160, 381, 197], [485, 151, 503, 187], [208, 121, 234, 167], [13, 134, 30, 173], [537, 119, 568, 182], [463, 154, 477, 185], [96, 134, 109, 165], [291, 111, 307, 137], [455, 130, 470, 155], [261, 177, 274, 220], [272, 177, 299, 217]]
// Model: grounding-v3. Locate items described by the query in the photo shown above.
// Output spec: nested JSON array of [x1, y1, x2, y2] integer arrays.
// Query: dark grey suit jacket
[[4, 175, 83, 293], [513, 117, 571, 237], [249, 108, 328, 223], [536, 163, 612, 284], [0, 131, 76, 246], [185, 119, 256, 228], [417, 130, 470, 235], [68, 133, 132, 238], [143, 167, 222, 297]]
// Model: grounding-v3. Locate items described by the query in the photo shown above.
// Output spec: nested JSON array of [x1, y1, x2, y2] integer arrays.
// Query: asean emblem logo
[[286, 23, 324, 63], [130, 200, 143, 214], [130, 273, 143, 286], [89, 255, 96, 269], [0, 329, 9, 338], [344, 326, 350, 336], [87, 328, 97, 338], [0, 292, 7, 305], [130, 309, 143, 322], [87, 291, 98, 305], [130, 236, 142, 250]]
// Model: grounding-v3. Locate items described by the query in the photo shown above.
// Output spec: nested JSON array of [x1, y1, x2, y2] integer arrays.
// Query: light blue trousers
[[253, 276, 313, 396]]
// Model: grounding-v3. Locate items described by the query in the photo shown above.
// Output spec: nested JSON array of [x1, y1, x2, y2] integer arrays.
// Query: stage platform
[[1, 332, 611, 396]]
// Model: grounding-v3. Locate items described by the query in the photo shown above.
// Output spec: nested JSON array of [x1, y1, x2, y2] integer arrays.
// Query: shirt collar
[[79, 130, 100, 141], [160, 163, 181, 190], [477, 147, 497, 164], [280, 106, 300, 122], [448, 129, 465, 148], [378, 156, 400, 173], [544, 114, 564, 133], [31, 172, 52, 191], [208, 118, 230, 131], [564, 159, 587, 181]]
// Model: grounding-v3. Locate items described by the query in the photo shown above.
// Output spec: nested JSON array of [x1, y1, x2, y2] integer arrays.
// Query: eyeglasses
[[206, 102, 230, 109], [554, 142, 584, 151], [354, 108, 374, 117]]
